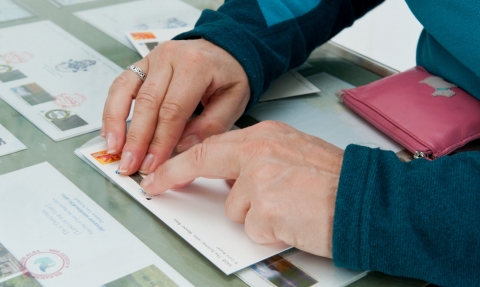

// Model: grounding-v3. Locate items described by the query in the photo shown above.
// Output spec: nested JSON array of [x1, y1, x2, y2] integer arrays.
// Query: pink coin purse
[[336, 66, 480, 160]]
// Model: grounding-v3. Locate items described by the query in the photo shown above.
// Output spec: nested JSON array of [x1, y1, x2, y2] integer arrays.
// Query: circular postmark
[[53, 93, 86, 108], [0, 65, 13, 74], [1, 52, 33, 64], [20, 250, 70, 279], [55, 59, 96, 73], [45, 109, 71, 120]]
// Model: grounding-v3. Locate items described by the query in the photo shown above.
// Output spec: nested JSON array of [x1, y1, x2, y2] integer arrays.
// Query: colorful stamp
[[53, 93, 86, 108], [0, 242, 41, 286], [55, 59, 96, 73], [40, 109, 88, 131], [19, 249, 70, 280], [250, 255, 318, 287], [130, 32, 156, 40], [1, 52, 33, 64], [91, 150, 122, 165], [0, 69, 27, 83], [11, 83, 55, 106]]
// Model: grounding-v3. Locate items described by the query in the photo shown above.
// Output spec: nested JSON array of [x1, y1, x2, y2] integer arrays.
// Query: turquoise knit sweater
[[175, 1, 480, 285]]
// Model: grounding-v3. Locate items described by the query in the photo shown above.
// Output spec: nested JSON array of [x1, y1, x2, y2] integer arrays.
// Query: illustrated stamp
[[19, 249, 70, 280], [40, 109, 88, 131], [1, 52, 33, 64], [11, 83, 55, 106], [130, 32, 156, 40], [91, 150, 122, 165], [53, 93, 86, 108], [55, 59, 96, 73]]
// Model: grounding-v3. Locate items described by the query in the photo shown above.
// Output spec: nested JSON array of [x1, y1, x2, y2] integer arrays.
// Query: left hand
[[140, 121, 344, 258]]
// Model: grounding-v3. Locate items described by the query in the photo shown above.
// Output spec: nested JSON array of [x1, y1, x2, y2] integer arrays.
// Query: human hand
[[140, 121, 344, 258], [102, 39, 250, 175]]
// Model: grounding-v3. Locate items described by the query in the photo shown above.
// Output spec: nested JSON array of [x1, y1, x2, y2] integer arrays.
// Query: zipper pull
[[413, 151, 432, 159], [335, 91, 345, 103]]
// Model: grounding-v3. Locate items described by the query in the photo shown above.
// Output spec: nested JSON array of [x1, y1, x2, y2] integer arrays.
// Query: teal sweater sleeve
[[335, 146, 480, 286], [174, 1, 480, 285], [174, 0, 383, 110], [334, 3, 480, 285]]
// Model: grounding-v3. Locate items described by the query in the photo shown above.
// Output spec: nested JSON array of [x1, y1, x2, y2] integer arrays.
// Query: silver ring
[[126, 65, 146, 82]]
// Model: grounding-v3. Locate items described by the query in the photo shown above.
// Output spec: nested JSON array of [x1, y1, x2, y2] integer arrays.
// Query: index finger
[[140, 132, 243, 195], [102, 58, 148, 154]]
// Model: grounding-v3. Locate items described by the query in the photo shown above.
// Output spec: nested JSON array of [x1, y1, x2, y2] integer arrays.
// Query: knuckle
[[102, 113, 119, 125], [202, 132, 224, 145], [224, 201, 240, 223], [110, 74, 130, 90], [159, 101, 185, 123], [188, 143, 207, 167], [257, 120, 289, 132], [135, 89, 159, 109], [126, 132, 147, 146]]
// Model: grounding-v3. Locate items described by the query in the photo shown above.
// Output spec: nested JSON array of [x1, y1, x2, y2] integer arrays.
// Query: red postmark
[[1, 52, 33, 64], [19, 249, 70, 280], [53, 93, 86, 108]]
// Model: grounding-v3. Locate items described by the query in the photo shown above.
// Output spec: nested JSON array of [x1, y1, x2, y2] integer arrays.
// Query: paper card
[[126, 27, 192, 57], [49, 0, 99, 6], [125, 28, 320, 102], [0, 124, 26, 156], [236, 249, 366, 287], [0, 162, 193, 287], [0, 0, 33, 23], [75, 0, 201, 50], [78, 142, 291, 275], [0, 21, 129, 141], [248, 72, 403, 152], [259, 70, 320, 102]]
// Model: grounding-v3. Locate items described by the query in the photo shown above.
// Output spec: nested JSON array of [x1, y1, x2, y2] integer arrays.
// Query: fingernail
[[139, 153, 155, 174], [176, 134, 200, 153], [118, 151, 133, 173], [106, 132, 117, 154], [141, 173, 154, 190]]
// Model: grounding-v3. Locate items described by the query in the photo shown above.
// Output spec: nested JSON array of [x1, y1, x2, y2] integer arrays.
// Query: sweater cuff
[[333, 144, 382, 271], [173, 9, 264, 111]]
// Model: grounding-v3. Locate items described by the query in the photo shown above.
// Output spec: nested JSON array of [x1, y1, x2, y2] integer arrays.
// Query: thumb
[[176, 88, 249, 153]]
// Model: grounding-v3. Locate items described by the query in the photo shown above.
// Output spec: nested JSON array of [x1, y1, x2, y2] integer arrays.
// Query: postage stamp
[[40, 109, 88, 131], [130, 31, 156, 40], [53, 93, 86, 108], [11, 83, 55, 106], [91, 150, 122, 165], [0, 69, 27, 83]]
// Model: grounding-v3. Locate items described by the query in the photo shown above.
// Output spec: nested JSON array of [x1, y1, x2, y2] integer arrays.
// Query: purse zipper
[[413, 150, 432, 159], [338, 91, 436, 160]]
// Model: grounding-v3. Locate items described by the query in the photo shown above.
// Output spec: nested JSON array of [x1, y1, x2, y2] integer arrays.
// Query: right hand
[[101, 39, 250, 175]]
